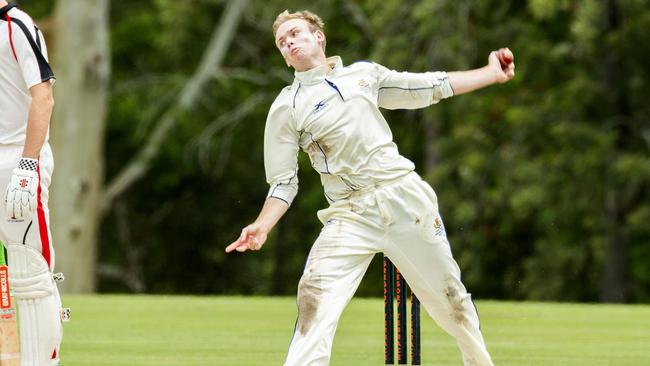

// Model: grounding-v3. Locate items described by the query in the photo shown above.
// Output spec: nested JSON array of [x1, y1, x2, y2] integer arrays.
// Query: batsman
[[1, 2, 65, 365], [226, 10, 515, 366]]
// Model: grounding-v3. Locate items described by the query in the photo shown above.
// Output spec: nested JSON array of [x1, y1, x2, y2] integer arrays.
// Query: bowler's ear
[[314, 30, 325, 47]]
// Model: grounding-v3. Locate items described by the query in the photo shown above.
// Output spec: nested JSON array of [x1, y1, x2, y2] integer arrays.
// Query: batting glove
[[5, 157, 39, 220]]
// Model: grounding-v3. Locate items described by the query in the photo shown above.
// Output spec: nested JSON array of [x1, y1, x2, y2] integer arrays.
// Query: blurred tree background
[[17, 0, 649, 302]]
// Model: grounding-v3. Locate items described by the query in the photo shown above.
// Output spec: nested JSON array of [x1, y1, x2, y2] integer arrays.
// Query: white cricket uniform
[[265, 56, 493, 366], [1, 4, 62, 366]]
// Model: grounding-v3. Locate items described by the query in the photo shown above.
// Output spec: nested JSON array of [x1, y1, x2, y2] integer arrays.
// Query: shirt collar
[[294, 56, 343, 84]]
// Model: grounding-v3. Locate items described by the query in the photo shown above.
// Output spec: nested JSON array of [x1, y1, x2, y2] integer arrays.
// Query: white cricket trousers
[[284, 172, 493, 366]]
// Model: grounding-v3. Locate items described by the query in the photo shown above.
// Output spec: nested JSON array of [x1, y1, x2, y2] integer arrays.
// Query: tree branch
[[188, 92, 270, 173], [342, 2, 375, 40], [101, 0, 249, 214], [96, 201, 146, 293]]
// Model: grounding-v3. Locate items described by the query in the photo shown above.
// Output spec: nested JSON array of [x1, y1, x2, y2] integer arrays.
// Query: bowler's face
[[275, 19, 324, 71]]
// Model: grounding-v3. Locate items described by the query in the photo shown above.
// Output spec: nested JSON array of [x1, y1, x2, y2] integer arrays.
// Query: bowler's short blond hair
[[273, 10, 326, 51]]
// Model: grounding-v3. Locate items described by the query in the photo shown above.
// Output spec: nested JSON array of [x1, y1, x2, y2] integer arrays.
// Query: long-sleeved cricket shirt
[[264, 56, 454, 205]]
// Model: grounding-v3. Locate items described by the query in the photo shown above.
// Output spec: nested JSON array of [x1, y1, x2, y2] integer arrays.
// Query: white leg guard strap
[[7, 244, 62, 366]]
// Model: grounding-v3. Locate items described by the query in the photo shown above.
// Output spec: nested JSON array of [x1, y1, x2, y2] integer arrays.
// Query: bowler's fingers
[[233, 238, 260, 252], [246, 236, 261, 251], [225, 228, 251, 253], [226, 239, 255, 253], [235, 244, 250, 252], [489, 51, 499, 63], [506, 62, 515, 79], [225, 240, 245, 253], [499, 49, 508, 68], [225, 227, 264, 253]]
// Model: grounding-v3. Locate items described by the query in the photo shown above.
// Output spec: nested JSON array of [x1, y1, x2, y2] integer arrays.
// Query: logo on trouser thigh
[[416, 213, 448, 243], [433, 217, 446, 237]]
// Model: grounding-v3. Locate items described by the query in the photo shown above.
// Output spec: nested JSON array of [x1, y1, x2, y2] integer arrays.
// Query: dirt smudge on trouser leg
[[297, 275, 322, 335], [444, 278, 468, 325]]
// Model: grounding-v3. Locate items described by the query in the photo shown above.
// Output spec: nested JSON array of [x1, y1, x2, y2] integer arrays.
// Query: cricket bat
[[0, 243, 20, 366]]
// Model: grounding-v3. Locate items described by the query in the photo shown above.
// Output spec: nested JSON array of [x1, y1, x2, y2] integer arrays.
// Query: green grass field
[[60, 295, 650, 365]]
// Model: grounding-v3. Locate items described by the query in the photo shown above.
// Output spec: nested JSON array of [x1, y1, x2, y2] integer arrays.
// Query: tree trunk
[[49, 0, 110, 293], [602, 191, 629, 302], [50, 0, 247, 293], [600, 0, 630, 303]]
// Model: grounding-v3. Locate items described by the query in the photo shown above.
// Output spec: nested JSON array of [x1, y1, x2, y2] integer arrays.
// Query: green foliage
[[14, 0, 54, 19]]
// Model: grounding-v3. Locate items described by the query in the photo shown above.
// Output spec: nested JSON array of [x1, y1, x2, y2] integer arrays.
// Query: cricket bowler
[[1, 2, 65, 365], [226, 9, 515, 366]]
